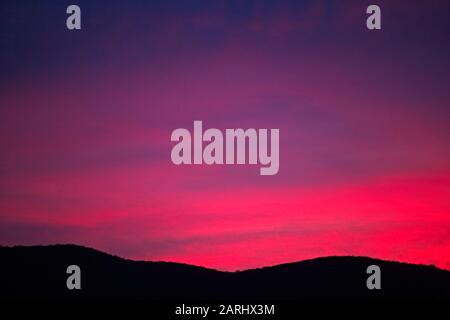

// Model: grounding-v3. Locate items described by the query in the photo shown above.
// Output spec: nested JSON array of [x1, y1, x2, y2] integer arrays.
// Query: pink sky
[[0, 0, 449, 270]]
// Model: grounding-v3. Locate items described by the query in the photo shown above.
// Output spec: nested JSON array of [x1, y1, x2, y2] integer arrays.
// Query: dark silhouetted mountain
[[0, 244, 449, 300]]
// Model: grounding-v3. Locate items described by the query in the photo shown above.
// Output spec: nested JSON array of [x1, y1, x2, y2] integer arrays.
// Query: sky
[[0, 0, 449, 271]]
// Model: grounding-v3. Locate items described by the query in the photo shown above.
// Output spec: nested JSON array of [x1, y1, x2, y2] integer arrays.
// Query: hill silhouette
[[0, 244, 449, 300]]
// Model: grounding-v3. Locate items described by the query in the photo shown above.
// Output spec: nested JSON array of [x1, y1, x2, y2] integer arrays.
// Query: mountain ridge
[[1, 244, 449, 299], [2, 243, 445, 273]]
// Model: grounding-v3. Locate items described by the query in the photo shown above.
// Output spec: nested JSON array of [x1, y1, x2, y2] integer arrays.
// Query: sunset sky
[[1, 0, 449, 271]]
